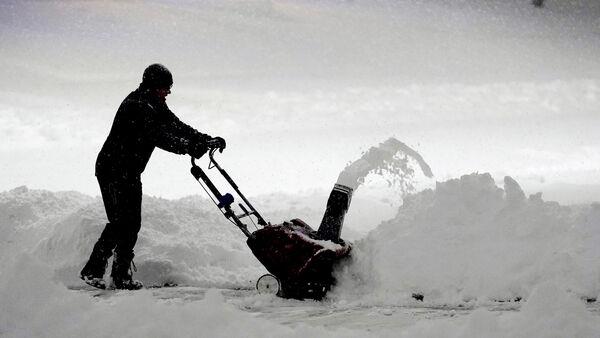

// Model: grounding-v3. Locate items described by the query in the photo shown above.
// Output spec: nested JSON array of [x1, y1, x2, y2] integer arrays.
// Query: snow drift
[[0, 186, 267, 288], [2, 149, 599, 304], [335, 173, 600, 304]]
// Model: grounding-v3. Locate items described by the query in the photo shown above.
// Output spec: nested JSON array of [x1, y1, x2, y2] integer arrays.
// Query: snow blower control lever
[[190, 149, 267, 237]]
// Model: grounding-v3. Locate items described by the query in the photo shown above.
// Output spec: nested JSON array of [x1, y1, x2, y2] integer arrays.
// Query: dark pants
[[81, 173, 142, 278], [317, 184, 353, 242], [97, 173, 142, 258]]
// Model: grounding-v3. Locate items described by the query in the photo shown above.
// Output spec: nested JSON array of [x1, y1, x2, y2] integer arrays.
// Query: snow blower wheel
[[256, 274, 280, 295]]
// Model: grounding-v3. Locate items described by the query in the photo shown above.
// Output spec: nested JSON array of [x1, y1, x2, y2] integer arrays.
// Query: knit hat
[[141, 63, 173, 89]]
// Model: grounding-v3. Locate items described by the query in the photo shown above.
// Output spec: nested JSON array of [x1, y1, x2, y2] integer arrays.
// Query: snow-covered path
[[68, 286, 600, 334]]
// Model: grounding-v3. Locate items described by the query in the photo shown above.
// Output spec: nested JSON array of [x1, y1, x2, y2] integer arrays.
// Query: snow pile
[[336, 173, 600, 304], [31, 194, 267, 288], [1, 183, 390, 289], [0, 254, 369, 338], [28, 188, 395, 288], [0, 185, 271, 288], [0, 185, 92, 227], [0, 186, 94, 276]]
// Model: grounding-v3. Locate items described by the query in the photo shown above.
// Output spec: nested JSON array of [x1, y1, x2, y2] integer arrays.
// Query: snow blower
[[190, 148, 352, 300]]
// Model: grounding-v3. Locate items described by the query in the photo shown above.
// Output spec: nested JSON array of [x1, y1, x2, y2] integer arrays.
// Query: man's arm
[[135, 101, 207, 155], [164, 108, 209, 142], [162, 108, 214, 157]]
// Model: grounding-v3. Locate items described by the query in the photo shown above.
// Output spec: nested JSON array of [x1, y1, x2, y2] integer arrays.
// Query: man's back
[[96, 88, 200, 178]]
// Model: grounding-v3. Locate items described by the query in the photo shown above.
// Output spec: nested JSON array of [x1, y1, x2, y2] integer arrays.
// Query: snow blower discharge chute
[[190, 148, 352, 300]]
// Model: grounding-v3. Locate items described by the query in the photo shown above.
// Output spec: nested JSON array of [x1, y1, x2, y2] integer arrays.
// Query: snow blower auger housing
[[190, 149, 352, 300]]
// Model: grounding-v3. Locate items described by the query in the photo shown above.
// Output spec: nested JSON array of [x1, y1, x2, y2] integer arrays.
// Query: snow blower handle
[[205, 151, 268, 227], [191, 157, 251, 237], [190, 153, 268, 237]]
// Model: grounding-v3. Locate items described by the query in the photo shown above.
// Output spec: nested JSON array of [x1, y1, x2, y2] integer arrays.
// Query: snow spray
[[336, 137, 433, 192], [317, 138, 432, 241]]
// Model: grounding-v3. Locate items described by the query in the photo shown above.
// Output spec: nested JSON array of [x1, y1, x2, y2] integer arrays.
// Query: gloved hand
[[188, 133, 211, 158], [207, 136, 226, 153], [189, 141, 209, 159]]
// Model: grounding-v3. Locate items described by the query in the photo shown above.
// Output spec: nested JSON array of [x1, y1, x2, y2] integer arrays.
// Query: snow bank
[[33, 195, 267, 288], [0, 184, 388, 290], [0, 254, 369, 338], [0, 186, 270, 288], [335, 173, 600, 304], [0, 186, 94, 278]]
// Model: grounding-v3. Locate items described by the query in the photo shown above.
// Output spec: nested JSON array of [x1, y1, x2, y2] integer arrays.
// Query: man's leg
[[316, 184, 353, 243], [109, 177, 143, 290], [80, 176, 121, 288]]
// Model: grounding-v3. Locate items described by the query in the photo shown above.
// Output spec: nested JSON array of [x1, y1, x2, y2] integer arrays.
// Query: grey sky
[[1, 0, 599, 200]]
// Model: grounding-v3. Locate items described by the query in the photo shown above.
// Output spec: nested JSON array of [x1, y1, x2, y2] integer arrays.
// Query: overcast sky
[[1, 0, 599, 201]]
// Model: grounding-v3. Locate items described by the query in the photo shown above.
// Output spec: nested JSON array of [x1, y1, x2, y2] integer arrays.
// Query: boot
[[111, 250, 143, 290], [80, 237, 115, 289]]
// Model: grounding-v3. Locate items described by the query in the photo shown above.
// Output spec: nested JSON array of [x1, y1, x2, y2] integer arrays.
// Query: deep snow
[[334, 174, 600, 304]]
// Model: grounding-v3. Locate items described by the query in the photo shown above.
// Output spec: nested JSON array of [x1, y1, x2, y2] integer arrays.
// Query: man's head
[[141, 63, 173, 100]]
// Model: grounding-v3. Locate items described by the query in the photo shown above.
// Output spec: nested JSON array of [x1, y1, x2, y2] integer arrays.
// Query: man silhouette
[[80, 64, 225, 289]]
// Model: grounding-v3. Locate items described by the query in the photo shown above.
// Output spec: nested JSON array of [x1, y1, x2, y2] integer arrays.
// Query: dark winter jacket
[[95, 87, 208, 178]]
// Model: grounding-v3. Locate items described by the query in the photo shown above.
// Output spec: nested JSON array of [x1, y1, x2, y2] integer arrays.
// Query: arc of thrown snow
[[336, 137, 433, 191]]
